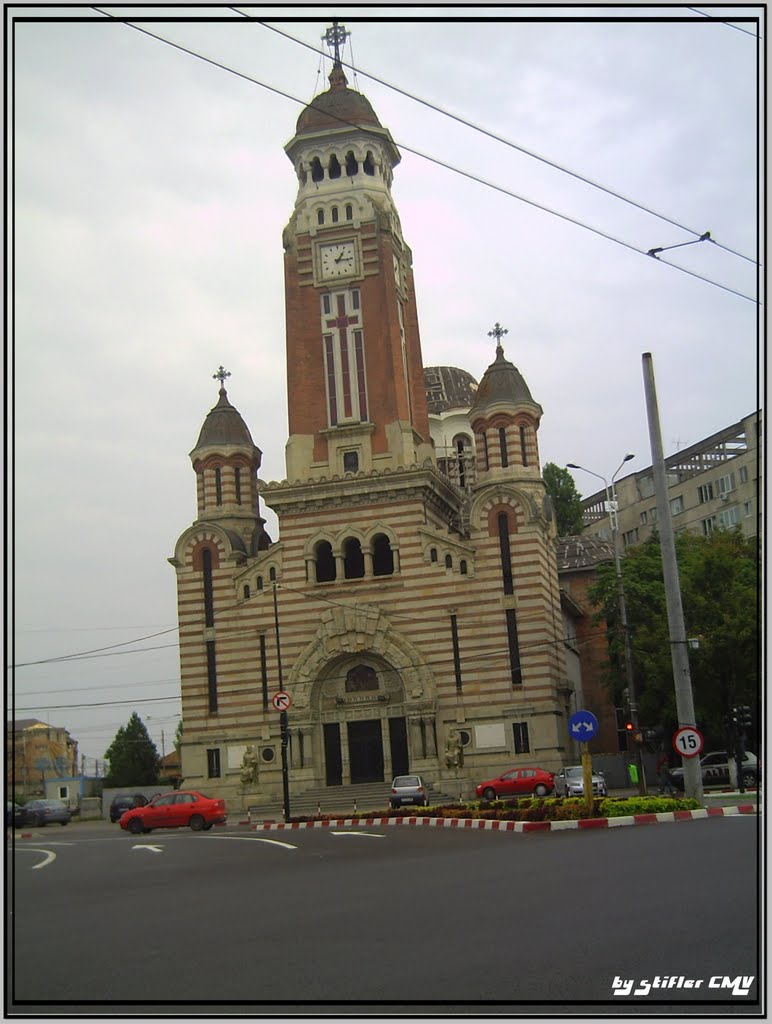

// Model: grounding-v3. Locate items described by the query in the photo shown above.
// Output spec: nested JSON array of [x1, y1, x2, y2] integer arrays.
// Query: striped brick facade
[[170, 60, 574, 810]]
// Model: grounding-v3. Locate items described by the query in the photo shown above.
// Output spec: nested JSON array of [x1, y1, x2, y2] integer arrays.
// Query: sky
[[10, 5, 762, 769]]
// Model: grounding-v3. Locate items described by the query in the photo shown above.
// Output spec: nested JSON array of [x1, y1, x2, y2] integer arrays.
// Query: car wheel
[[483, 788, 496, 801], [128, 818, 145, 835], [534, 784, 549, 797], [741, 770, 757, 788], [60, 821, 68, 826], [189, 814, 205, 831], [202, 823, 214, 830]]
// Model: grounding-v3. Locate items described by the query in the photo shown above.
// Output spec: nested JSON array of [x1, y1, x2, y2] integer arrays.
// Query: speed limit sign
[[673, 726, 704, 758]]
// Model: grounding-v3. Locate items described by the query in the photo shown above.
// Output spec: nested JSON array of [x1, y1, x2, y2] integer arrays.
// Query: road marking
[[204, 835, 297, 850], [17, 848, 57, 870], [330, 831, 386, 839], [132, 844, 164, 853]]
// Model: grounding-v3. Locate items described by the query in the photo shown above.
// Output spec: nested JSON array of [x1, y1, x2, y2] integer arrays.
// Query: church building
[[170, 28, 575, 809]]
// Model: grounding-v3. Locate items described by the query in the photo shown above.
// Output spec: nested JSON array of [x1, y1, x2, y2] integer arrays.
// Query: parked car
[[119, 791, 227, 834], [6, 802, 25, 828], [19, 799, 71, 827], [554, 765, 608, 798], [109, 792, 149, 823], [475, 767, 555, 800], [670, 750, 759, 790], [389, 775, 430, 808]]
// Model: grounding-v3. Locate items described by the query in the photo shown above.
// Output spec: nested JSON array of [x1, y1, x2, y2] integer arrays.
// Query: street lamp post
[[567, 455, 647, 795]]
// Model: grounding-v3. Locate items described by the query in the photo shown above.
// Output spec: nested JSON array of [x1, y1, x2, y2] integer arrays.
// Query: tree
[[587, 529, 759, 747], [173, 720, 184, 754], [543, 462, 585, 536], [103, 712, 160, 788]]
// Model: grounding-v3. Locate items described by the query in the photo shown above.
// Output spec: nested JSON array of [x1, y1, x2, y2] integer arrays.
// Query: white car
[[670, 751, 758, 790], [554, 765, 608, 798]]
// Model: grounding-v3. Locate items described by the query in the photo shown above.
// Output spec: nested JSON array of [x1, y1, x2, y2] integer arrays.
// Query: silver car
[[554, 765, 607, 798], [389, 774, 430, 808]]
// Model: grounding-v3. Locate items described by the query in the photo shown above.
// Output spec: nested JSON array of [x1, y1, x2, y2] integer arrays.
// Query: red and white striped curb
[[244, 804, 757, 832]]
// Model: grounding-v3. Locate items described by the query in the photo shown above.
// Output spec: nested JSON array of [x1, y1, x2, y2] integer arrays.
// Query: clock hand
[[335, 252, 351, 263]]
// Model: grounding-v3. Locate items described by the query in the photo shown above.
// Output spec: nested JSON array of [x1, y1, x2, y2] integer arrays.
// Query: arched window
[[311, 157, 324, 182], [498, 427, 509, 468], [243, 585, 251, 599], [215, 466, 223, 505], [315, 541, 336, 583], [430, 548, 438, 563], [454, 434, 472, 487], [317, 209, 325, 225], [345, 204, 353, 220], [256, 576, 264, 591], [363, 151, 375, 175], [269, 567, 277, 582], [481, 432, 490, 470], [460, 560, 468, 575], [343, 537, 365, 579], [331, 206, 339, 223], [345, 151, 358, 176], [445, 554, 453, 569], [329, 154, 341, 179], [372, 534, 394, 576], [520, 425, 528, 466], [234, 467, 242, 505]]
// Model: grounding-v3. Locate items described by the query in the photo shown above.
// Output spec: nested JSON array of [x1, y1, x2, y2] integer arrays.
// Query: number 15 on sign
[[673, 726, 703, 758]]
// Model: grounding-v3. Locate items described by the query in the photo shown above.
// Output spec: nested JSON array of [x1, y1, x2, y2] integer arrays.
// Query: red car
[[475, 767, 555, 800], [119, 791, 226, 834]]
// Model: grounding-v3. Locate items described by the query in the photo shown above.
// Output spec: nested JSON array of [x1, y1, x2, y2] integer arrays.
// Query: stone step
[[247, 780, 459, 820]]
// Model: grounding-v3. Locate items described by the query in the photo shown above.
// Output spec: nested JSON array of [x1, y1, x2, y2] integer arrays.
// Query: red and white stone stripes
[[245, 805, 757, 832]]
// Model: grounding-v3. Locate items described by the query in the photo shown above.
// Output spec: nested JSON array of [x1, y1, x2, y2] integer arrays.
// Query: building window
[[235, 467, 242, 505], [58, 786, 68, 799], [315, 541, 336, 582], [698, 482, 714, 504], [206, 749, 221, 778], [445, 554, 453, 569], [311, 157, 323, 182], [363, 151, 375, 175], [739, 465, 749, 484], [202, 548, 215, 628], [717, 472, 736, 496], [243, 585, 250, 599], [701, 516, 716, 536], [345, 151, 357, 176], [430, 548, 438, 563], [215, 467, 222, 506], [623, 528, 639, 546], [651, 507, 658, 522], [328, 154, 341, 179], [460, 559, 468, 575], [481, 432, 489, 470], [372, 534, 394, 576], [498, 426, 509, 468], [256, 575, 264, 591], [343, 537, 365, 579], [322, 294, 332, 315], [345, 203, 353, 220], [744, 500, 753, 517], [331, 206, 339, 222], [513, 722, 530, 754], [519, 425, 528, 466], [669, 495, 684, 516], [321, 291, 367, 426], [269, 567, 277, 582], [718, 505, 740, 529], [317, 209, 325, 225], [343, 451, 359, 473], [206, 640, 218, 713], [639, 510, 648, 525]]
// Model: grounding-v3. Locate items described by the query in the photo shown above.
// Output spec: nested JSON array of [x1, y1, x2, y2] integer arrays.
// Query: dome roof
[[295, 64, 383, 136], [193, 388, 255, 451], [424, 366, 479, 414], [470, 344, 540, 417]]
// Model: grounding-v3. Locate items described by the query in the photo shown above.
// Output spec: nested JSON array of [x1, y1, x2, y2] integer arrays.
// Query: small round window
[[458, 730, 471, 747], [261, 748, 276, 763]]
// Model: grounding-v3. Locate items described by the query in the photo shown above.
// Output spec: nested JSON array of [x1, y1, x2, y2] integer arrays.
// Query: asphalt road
[[7, 815, 761, 1015]]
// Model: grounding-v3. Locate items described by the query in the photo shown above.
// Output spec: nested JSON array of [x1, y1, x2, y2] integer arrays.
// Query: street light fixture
[[566, 454, 647, 794]]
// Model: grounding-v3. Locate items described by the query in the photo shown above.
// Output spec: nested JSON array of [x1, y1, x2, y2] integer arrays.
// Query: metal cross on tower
[[323, 21, 350, 64], [487, 322, 509, 349], [213, 365, 231, 388]]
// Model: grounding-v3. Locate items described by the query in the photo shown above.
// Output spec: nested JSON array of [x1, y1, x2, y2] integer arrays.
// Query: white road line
[[330, 831, 386, 839], [16, 848, 57, 870], [132, 845, 164, 853], [203, 835, 298, 850]]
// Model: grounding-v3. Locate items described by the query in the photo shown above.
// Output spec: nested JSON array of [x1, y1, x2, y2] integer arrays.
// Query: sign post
[[568, 710, 599, 813]]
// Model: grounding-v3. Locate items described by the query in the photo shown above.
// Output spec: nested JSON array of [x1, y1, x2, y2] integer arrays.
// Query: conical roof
[[193, 387, 255, 451], [470, 344, 540, 416], [294, 63, 383, 136]]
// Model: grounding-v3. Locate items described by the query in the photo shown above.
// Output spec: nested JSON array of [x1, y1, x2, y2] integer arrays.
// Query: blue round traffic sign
[[568, 710, 599, 743]]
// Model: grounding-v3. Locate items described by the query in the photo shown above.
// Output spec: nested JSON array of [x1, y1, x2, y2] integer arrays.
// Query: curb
[[244, 805, 758, 832]]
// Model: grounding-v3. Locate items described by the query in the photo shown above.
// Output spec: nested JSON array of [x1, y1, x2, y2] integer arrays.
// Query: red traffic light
[[625, 721, 634, 731]]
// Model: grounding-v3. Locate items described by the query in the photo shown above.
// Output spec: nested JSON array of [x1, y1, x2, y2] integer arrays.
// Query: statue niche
[[240, 745, 259, 786]]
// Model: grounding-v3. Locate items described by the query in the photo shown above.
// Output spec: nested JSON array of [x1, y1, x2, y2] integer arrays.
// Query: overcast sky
[[11, 6, 762, 768]]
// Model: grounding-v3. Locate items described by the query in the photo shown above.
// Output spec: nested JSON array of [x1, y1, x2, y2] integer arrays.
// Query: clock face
[[320, 242, 356, 279]]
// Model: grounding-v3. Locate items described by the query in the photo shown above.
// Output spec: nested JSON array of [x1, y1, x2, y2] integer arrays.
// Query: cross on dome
[[487, 322, 509, 355], [323, 21, 350, 65], [213, 365, 231, 391]]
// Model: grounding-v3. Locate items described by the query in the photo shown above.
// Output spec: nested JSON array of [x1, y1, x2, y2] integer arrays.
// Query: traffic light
[[737, 706, 753, 729], [625, 721, 634, 733]]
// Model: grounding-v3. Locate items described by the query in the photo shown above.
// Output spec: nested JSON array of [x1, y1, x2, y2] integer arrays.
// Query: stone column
[[424, 716, 438, 757], [340, 720, 351, 784], [408, 716, 422, 763], [381, 717, 393, 779]]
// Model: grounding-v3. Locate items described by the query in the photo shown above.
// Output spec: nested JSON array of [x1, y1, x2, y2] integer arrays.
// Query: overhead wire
[[89, 8, 758, 304]]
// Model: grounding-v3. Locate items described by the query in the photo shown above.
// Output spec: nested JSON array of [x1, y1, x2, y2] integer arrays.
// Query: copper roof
[[470, 344, 538, 415], [193, 388, 255, 450], [295, 64, 382, 136]]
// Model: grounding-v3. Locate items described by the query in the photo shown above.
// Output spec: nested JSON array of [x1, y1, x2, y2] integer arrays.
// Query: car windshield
[[40, 800, 64, 808], [393, 777, 419, 787]]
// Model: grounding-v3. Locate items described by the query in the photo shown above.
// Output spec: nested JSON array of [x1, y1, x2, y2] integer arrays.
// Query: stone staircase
[[246, 778, 459, 821]]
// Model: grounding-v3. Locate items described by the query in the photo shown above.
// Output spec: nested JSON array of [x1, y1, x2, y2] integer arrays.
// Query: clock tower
[[281, 42, 432, 481]]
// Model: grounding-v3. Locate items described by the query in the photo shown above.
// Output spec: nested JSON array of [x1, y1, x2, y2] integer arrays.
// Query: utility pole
[[273, 582, 291, 823], [642, 353, 704, 804]]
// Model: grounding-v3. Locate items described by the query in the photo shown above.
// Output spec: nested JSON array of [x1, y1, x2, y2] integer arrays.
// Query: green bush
[[599, 796, 700, 817]]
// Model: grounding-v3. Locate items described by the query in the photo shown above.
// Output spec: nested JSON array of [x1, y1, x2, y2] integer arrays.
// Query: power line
[[685, 7, 762, 38], [89, 9, 757, 304], [253, 17, 757, 267]]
